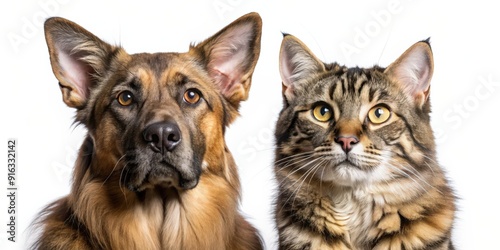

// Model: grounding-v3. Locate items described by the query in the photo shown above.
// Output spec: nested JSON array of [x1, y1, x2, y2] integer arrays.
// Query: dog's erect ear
[[192, 12, 262, 110], [384, 39, 434, 108], [44, 17, 120, 108]]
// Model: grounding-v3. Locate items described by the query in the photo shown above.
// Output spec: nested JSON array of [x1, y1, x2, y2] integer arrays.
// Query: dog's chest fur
[[76, 177, 238, 249]]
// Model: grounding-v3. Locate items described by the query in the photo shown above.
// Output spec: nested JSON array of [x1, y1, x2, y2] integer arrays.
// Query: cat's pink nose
[[335, 136, 359, 153]]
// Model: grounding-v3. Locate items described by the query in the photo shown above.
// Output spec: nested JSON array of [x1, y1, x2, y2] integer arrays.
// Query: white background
[[1, 0, 499, 249]]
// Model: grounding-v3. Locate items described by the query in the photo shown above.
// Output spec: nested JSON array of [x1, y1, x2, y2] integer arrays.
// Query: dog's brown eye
[[117, 91, 134, 106], [183, 89, 201, 104]]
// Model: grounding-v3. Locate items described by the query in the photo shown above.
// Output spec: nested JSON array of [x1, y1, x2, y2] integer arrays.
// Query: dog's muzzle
[[134, 121, 200, 190]]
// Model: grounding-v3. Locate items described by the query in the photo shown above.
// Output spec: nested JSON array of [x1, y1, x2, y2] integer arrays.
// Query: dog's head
[[44, 13, 261, 191]]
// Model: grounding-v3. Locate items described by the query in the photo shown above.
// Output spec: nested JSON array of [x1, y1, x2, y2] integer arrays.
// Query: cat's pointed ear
[[44, 17, 120, 109], [192, 12, 262, 112], [279, 34, 326, 102], [385, 39, 434, 108]]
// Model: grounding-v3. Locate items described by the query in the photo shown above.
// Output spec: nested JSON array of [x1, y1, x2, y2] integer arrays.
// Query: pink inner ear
[[207, 23, 253, 97], [209, 50, 246, 95], [279, 47, 293, 88], [209, 68, 241, 96], [279, 50, 296, 101], [400, 52, 430, 90], [57, 46, 91, 100], [386, 43, 433, 101]]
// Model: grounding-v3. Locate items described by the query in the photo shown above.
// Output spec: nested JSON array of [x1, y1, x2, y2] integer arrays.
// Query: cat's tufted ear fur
[[385, 39, 434, 108], [279, 34, 325, 102]]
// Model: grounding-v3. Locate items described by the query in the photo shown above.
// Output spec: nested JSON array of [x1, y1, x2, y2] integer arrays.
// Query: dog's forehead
[[126, 52, 208, 85]]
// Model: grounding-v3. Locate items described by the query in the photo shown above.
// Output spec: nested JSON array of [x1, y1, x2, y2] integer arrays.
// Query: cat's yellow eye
[[312, 104, 332, 122], [117, 91, 134, 106], [368, 105, 391, 124]]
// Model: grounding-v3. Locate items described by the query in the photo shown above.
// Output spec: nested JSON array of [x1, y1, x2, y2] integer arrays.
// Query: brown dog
[[34, 13, 262, 249]]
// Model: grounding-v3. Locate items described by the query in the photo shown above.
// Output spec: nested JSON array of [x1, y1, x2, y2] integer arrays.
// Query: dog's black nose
[[143, 122, 181, 152]]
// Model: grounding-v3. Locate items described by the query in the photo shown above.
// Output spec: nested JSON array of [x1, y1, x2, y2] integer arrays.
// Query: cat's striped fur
[[274, 35, 455, 250]]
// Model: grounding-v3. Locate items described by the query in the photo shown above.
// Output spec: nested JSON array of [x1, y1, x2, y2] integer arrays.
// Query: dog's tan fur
[[34, 13, 262, 249]]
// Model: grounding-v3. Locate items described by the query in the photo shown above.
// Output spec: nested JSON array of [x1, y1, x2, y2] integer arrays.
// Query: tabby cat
[[273, 34, 455, 250]]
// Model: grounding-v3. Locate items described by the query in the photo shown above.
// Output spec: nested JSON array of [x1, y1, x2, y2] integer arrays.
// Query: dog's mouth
[[125, 160, 200, 192]]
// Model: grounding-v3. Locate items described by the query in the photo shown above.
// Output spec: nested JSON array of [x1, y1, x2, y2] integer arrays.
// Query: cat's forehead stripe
[[326, 70, 374, 101], [368, 87, 377, 103]]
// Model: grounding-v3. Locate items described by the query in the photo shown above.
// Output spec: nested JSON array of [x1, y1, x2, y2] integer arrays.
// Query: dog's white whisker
[[102, 154, 127, 187]]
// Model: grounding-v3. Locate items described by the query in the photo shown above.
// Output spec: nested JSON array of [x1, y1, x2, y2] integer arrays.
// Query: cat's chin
[[321, 162, 372, 186]]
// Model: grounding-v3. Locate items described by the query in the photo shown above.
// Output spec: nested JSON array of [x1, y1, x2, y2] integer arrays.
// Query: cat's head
[[275, 34, 436, 186]]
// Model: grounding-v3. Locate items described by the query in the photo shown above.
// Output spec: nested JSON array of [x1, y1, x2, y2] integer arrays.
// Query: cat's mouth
[[337, 160, 361, 169], [331, 152, 380, 171], [324, 159, 370, 185], [330, 153, 366, 170]]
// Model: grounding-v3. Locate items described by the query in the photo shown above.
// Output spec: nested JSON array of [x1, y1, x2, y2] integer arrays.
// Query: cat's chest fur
[[322, 186, 380, 248], [330, 186, 403, 244], [276, 175, 405, 249]]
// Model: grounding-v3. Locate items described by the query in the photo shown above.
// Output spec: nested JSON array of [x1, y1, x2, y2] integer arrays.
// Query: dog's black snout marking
[[143, 122, 181, 152]]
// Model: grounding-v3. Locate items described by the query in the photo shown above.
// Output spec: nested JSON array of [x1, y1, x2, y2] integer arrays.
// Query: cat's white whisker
[[279, 157, 323, 212], [387, 163, 427, 193], [276, 154, 317, 187], [290, 161, 321, 205], [276, 153, 315, 173], [274, 151, 313, 166], [385, 159, 444, 195]]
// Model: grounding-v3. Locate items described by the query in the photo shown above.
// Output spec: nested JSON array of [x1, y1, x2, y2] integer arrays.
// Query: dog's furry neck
[[34, 136, 260, 249]]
